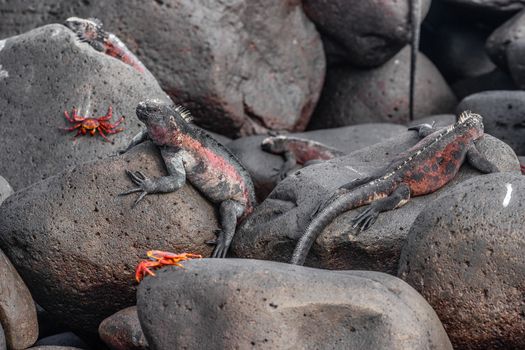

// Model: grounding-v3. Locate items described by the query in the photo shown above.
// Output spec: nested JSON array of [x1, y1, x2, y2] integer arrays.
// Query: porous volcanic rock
[[443, 0, 525, 12], [456, 91, 525, 154], [227, 124, 406, 200], [0, 24, 170, 191], [232, 132, 520, 273], [0, 142, 218, 336], [0, 249, 38, 349], [486, 9, 525, 70], [307, 47, 457, 129], [399, 173, 525, 349], [302, 0, 431, 67], [99, 306, 148, 350], [137, 259, 452, 350], [0, 0, 325, 137], [0, 176, 13, 206], [27, 347, 84, 350]]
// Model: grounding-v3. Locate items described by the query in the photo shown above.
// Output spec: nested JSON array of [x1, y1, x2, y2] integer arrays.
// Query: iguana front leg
[[274, 151, 297, 180], [118, 129, 149, 155], [119, 148, 186, 207], [466, 143, 500, 173], [351, 183, 411, 231]]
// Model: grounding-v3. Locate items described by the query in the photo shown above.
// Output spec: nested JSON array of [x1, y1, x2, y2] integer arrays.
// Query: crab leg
[[98, 128, 112, 142], [98, 106, 113, 121]]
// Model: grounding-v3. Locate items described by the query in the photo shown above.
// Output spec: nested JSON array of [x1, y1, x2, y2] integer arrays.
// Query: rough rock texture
[[398, 173, 525, 349], [302, 0, 431, 67], [0, 176, 13, 206], [34, 333, 88, 349], [138, 259, 452, 350], [0, 24, 170, 191], [486, 9, 525, 70], [452, 69, 516, 100], [27, 347, 84, 350], [0, 325, 5, 350], [0, 142, 218, 336], [232, 132, 520, 273], [456, 91, 525, 154], [227, 124, 406, 200], [0, 249, 38, 349], [307, 47, 457, 129], [444, 0, 525, 12], [0, 0, 325, 137], [99, 306, 148, 350], [422, 22, 495, 83]]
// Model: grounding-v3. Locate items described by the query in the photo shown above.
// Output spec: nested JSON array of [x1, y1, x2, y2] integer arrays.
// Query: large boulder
[[0, 0, 325, 137], [227, 124, 406, 200], [456, 91, 525, 154], [0, 24, 170, 191], [399, 173, 525, 349], [137, 259, 452, 350], [232, 131, 520, 273], [302, 0, 431, 67], [443, 0, 525, 12], [0, 249, 38, 349], [0, 142, 218, 336], [307, 47, 457, 129]]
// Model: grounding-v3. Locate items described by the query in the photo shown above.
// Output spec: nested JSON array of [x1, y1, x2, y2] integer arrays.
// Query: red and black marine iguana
[[291, 111, 500, 265], [119, 99, 256, 258], [65, 17, 146, 73]]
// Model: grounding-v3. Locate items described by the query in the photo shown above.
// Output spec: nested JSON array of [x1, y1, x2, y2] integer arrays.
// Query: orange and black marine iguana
[[291, 111, 500, 265], [119, 100, 256, 258], [65, 17, 146, 73]]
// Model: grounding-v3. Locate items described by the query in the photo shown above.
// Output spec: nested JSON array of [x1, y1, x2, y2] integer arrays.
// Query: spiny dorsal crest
[[87, 17, 104, 29], [458, 110, 481, 124], [174, 105, 193, 123]]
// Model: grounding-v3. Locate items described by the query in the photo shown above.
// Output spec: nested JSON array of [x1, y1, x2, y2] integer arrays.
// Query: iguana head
[[455, 110, 484, 140], [261, 136, 287, 153], [136, 99, 192, 145], [65, 17, 105, 51]]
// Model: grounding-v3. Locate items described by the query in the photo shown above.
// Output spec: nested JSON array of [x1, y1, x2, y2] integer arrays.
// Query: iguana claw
[[135, 250, 202, 282]]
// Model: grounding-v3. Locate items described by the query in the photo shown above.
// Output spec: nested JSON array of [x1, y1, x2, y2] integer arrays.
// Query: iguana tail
[[290, 188, 378, 265]]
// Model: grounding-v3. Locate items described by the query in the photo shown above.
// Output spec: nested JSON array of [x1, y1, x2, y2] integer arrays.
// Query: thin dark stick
[[409, 0, 421, 122]]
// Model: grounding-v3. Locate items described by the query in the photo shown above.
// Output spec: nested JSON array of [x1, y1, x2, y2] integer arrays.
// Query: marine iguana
[[119, 99, 256, 258], [261, 135, 345, 179], [291, 111, 500, 265], [65, 17, 146, 73]]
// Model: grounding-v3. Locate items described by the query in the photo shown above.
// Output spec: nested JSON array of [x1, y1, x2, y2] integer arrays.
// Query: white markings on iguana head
[[503, 183, 513, 207]]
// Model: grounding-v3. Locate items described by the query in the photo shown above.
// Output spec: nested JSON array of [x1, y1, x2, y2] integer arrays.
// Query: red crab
[[62, 106, 125, 142], [135, 250, 202, 282]]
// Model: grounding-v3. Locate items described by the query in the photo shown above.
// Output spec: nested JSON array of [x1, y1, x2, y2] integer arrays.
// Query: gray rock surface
[[0, 0, 325, 137], [399, 173, 525, 349], [452, 69, 516, 100], [302, 0, 431, 67], [407, 114, 457, 128], [486, 9, 525, 70], [307, 47, 457, 129], [0, 249, 38, 349], [0, 24, 170, 191], [0, 324, 5, 350], [27, 347, 85, 350], [0, 176, 13, 206], [34, 333, 88, 349], [137, 259, 452, 350], [0, 142, 218, 336], [227, 124, 406, 200], [456, 91, 525, 154], [232, 132, 520, 273], [99, 306, 148, 350], [443, 0, 525, 12]]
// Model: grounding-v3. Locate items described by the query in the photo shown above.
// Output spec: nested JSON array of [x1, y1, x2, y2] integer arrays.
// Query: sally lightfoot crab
[[62, 106, 125, 142], [135, 250, 202, 282]]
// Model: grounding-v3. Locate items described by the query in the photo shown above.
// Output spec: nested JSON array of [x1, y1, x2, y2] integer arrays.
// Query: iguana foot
[[135, 250, 202, 282], [210, 231, 230, 258], [272, 166, 289, 181], [351, 206, 379, 232], [119, 170, 159, 207]]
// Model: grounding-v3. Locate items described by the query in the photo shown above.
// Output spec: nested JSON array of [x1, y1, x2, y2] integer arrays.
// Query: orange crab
[[135, 250, 202, 282], [62, 106, 125, 141]]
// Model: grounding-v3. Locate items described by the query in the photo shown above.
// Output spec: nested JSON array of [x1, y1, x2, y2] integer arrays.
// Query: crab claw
[[135, 260, 159, 282]]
